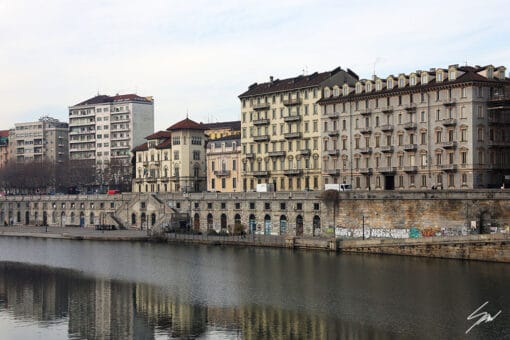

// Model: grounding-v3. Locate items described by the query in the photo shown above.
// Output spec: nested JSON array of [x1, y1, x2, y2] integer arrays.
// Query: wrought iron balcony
[[442, 141, 458, 149], [441, 118, 457, 126], [284, 114, 302, 122], [380, 124, 394, 132], [253, 102, 270, 110], [403, 122, 417, 130], [328, 131, 339, 137], [245, 153, 255, 159], [253, 118, 270, 126], [442, 99, 457, 107], [253, 134, 270, 142], [404, 166, 418, 173], [282, 98, 302, 106], [284, 132, 301, 139], [325, 169, 340, 176], [360, 110, 372, 116], [214, 170, 231, 177], [328, 112, 340, 119], [268, 151, 286, 157], [284, 169, 302, 176], [380, 146, 394, 153], [359, 168, 373, 175], [299, 149, 311, 156], [360, 127, 372, 134], [378, 167, 397, 174], [359, 147, 373, 154], [326, 149, 339, 157], [252, 171, 270, 177], [382, 107, 394, 114], [404, 104, 417, 112], [404, 144, 418, 151], [440, 164, 458, 172]]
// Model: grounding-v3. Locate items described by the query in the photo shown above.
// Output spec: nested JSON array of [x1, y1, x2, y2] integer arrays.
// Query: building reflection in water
[[0, 262, 400, 339]]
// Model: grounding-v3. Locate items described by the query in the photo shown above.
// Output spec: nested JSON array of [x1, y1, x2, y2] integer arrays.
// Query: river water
[[0, 237, 507, 339]]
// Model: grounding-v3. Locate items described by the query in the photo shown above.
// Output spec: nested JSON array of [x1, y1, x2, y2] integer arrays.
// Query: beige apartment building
[[239, 67, 359, 191], [318, 64, 510, 190], [132, 118, 207, 193], [206, 134, 241, 192], [8, 116, 68, 164], [203, 121, 240, 140], [68, 94, 154, 169]]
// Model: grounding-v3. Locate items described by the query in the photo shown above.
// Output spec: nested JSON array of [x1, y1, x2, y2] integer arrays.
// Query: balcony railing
[[282, 98, 302, 106], [360, 127, 372, 134], [403, 122, 417, 130], [380, 125, 394, 132], [440, 164, 458, 172], [359, 147, 373, 154], [382, 107, 394, 114], [327, 149, 339, 157], [442, 141, 458, 149], [442, 99, 457, 107], [245, 153, 255, 159], [328, 131, 339, 137], [284, 132, 301, 139], [214, 170, 231, 177], [380, 146, 394, 153], [325, 169, 340, 176], [284, 169, 302, 176], [284, 114, 302, 122], [359, 168, 373, 175], [252, 171, 270, 177], [253, 134, 270, 142], [404, 144, 418, 151], [299, 149, 311, 156], [253, 102, 270, 110], [404, 166, 418, 173], [268, 151, 286, 157], [378, 167, 397, 174], [441, 118, 457, 126], [253, 118, 270, 126], [404, 104, 417, 112], [360, 110, 372, 116], [328, 112, 340, 119]]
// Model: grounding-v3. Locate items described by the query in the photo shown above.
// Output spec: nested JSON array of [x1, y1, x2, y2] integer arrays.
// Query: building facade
[[206, 134, 241, 192], [318, 64, 510, 190], [239, 67, 359, 192], [68, 94, 154, 169], [8, 116, 68, 164], [202, 121, 240, 139], [0, 130, 9, 168], [132, 118, 207, 193]]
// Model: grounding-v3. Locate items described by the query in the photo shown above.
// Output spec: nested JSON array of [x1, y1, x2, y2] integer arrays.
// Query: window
[[172, 136, 180, 145], [193, 150, 200, 160], [211, 178, 215, 189], [264, 202, 271, 210], [313, 203, 320, 210], [174, 150, 179, 160]]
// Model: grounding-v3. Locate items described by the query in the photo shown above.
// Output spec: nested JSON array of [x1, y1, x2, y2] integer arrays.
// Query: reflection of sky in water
[[0, 237, 507, 339]]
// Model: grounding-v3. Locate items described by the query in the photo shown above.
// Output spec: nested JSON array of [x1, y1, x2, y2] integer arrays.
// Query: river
[[0, 237, 507, 339]]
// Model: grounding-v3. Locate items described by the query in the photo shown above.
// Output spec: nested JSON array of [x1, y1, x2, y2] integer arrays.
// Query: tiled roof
[[166, 118, 207, 131], [0, 130, 9, 138], [238, 67, 358, 98], [155, 138, 172, 149], [145, 131, 172, 140], [202, 120, 241, 131], [73, 93, 152, 106], [132, 142, 148, 152]]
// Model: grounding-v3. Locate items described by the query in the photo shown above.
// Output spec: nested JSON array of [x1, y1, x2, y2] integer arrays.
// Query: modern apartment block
[[8, 116, 68, 164], [318, 64, 510, 190], [239, 67, 359, 192], [0, 130, 9, 168], [132, 118, 207, 193], [206, 134, 241, 192], [68, 94, 154, 168]]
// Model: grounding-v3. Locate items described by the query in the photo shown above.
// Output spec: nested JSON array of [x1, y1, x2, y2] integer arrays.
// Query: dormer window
[[376, 81, 382, 91], [421, 74, 428, 84], [437, 72, 443, 82], [487, 68, 493, 79], [365, 83, 372, 92], [324, 87, 331, 97], [387, 79, 393, 90], [448, 70, 456, 80], [399, 78, 405, 88], [333, 87, 340, 97], [410, 76, 416, 86], [356, 83, 362, 93], [343, 86, 349, 96]]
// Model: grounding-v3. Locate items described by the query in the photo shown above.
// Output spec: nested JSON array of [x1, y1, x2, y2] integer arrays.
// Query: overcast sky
[[1, 0, 509, 131]]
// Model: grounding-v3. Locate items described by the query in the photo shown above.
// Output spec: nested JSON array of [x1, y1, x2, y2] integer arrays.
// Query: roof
[[73, 93, 153, 106], [145, 131, 172, 140], [132, 142, 148, 152], [238, 67, 359, 98], [155, 138, 173, 149], [318, 65, 510, 105], [208, 133, 241, 143], [166, 118, 207, 131], [0, 130, 9, 138], [202, 120, 241, 131]]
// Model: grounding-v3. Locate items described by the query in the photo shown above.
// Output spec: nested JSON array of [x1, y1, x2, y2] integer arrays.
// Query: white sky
[[1, 0, 509, 132]]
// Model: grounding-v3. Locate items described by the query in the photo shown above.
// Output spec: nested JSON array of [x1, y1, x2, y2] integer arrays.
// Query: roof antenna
[[186, 109, 189, 119], [372, 57, 382, 79]]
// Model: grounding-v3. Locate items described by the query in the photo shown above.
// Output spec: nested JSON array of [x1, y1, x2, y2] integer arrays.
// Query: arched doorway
[[141, 213, 146, 230], [296, 215, 304, 236], [249, 214, 256, 234], [279, 215, 287, 235], [43, 211, 47, 226], [89, 212, 95, 226], [207, 213, 213, 230], [52, 211, 57, 224], [34, 212, 38, 225], [0, 211, 4, 225], [71, 212, 75, 224], [264, 215, 271, 235], [131, 213, 137, 225], [151, 213, 156, 227], [234, 214, 241, 234], [79, 212, 84, 228], [25, 211, 29, 225], [17, 211, 21, 224], [220, 214, 227, 231], [61, 212, 66, 227], [193, 213, 200, 231], [313, 215, 321, 236]]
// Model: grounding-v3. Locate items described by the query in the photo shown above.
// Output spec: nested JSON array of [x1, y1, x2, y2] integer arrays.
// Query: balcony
[[380, 146, 394, 153], [442, 99, 457, 107], [253, 102, 270, 110], [253, 118, 270, 126], [284, 169, 302, 176], [284, 132, 301, 139], [360, 110, 372, 116], [404, 166, 418, 173], [378, 167, 397, 174], [328, 112, 340, 119], [284, 114, 302, 122], [252, 171, 270, 177], [245, 153, 255, 159], [359, 168, 373, 175], [325, 169, 340, 176], [268, 151, 286, 157], [170, 176, 180, 182], [404, 104, 417, 112], [282, 98, 302, 106], [326, 149, 339, 157], [441, 118, 457, 126], [214, 170, 231, 177], [403, 122, 417, 130], [359, 147, 373, 154], [440, 164, 458, 172], [360, 127, 372, 134], [328, 131, 339, 137], [442, 141, 458, 149], [380, 125, 394, 132], [488, 141, 508, 148], [404, 144, 418, 151], [382, 107, 394, 114], [253, 134, 270, 142], [299, 149, 311, 156]]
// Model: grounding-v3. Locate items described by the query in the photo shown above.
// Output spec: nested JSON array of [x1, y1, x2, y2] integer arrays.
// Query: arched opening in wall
[[79, 212, 84, 228], [52, 211, 57, 224], [220, 214, 227, 231], [61, 212, 66, 227], [249, 214, 256, 234], [193, 213, 200, 231], [34, 212, 38, 225], [279, 215, 287, 235], [296, 215, 304, 236], [8, 211, 12, 225], [43, 211, 47, 226], [151, 213, 156, 227], [17, 211, 21, 224], [69, 211, 74, 224], [234, 214, 242, 234], [313, 215, 321, 235], [25, 211, 30, 225], [141, 213, 146, 230], [264, 215, 271, 235], [131, 213, 137, 225], [90, 212, 95, 225], [0, 211, 4, 225], [207, 213, 213, 230]]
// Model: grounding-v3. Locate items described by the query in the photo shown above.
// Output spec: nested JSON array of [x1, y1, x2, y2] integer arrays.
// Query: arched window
[[207, 213, 213, 230], [264, 215, 271, 235], [279, 215, 287, 234], [90, 212, 95, 225], [131, 213, 137, 225]]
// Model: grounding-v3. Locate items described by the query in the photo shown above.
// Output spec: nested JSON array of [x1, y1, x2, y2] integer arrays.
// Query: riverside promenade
[[0, 226, 150, 241]]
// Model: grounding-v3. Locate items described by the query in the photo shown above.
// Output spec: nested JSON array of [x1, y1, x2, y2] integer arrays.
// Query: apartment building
[[206, 134, 241, 192], [239, 67, 359, 191], [68, 94, 154, 168], [318, 64, 510, 190], [0, 130, 8, 168], [8, 116, 68, 164], [132, 118, 207, 193], [203, 121, 240, 139]]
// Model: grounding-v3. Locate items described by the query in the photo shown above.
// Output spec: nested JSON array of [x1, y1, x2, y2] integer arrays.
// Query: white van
[[324, 183, 352, 191]]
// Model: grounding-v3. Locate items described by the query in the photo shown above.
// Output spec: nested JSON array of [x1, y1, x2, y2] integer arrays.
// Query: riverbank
[[0, 226, 149, 242]]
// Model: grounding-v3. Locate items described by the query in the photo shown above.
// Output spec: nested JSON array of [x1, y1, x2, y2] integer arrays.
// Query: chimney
[[270, 76, 274, 83]]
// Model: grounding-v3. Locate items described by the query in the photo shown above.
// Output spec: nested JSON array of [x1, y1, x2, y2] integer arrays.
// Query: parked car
[[107, 189, 121, 195]]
